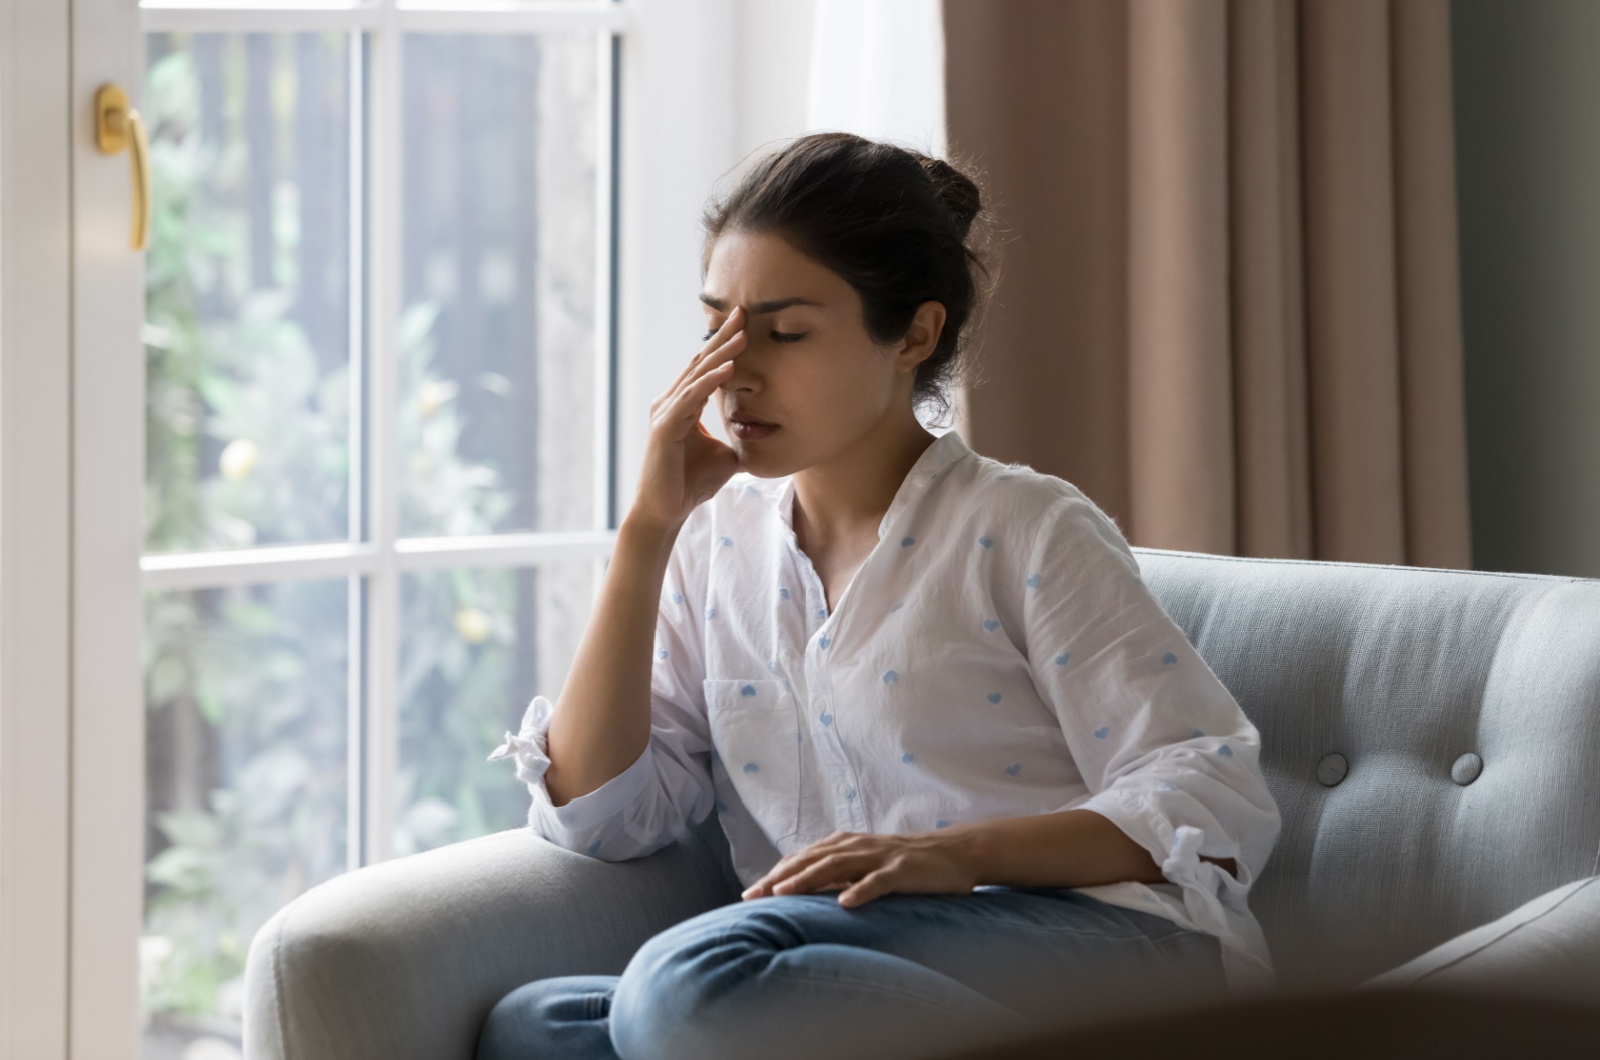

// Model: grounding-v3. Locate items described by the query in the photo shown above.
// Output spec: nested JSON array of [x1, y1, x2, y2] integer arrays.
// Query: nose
[[719, 350, 759, 391]]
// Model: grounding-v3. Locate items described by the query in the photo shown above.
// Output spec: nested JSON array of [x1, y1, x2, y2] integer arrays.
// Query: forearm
[[946, 808, 1236, 889], [544, 514, 678, 807]]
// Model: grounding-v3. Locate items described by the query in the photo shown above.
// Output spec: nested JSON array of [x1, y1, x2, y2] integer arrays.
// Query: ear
[[895, 300, 947, 374]]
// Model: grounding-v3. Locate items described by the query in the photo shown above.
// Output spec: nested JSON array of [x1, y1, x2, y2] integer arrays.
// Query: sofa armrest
[[1362, 875, 1600, 1008], [243, 817, 741, 1060]]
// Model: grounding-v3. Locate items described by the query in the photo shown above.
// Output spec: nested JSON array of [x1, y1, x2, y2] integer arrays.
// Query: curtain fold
[[945, 0, 1471, 567]]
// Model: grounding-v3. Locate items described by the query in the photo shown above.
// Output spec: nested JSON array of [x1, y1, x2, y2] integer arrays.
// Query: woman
[[483, 132, 1281, 1060]]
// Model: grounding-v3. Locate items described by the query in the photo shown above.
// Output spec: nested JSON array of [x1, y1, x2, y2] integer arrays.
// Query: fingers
[[740, 834, 871, 900], [669, 305, 745, 394], [838, 868, 894, 907], [659, 359, 736, 438], [770, 853, 867, 896], [658, 334, 745, 432]]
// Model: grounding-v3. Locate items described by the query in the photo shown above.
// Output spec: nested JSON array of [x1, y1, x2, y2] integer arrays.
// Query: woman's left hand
[[740, 830, 980, 908]]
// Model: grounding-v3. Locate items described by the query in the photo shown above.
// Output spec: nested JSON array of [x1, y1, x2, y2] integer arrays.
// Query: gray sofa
[[243, 547, 1600, 1058]]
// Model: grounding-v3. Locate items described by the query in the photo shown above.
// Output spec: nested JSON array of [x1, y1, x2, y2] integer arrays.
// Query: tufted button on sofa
[[243, 548, 1600, 1058]]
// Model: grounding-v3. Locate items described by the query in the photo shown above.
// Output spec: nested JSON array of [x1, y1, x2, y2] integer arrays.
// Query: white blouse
[[490, 429, 1282, 992]]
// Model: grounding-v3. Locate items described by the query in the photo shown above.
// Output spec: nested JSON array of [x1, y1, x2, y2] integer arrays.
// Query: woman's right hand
[[628, 305, 748, 534]]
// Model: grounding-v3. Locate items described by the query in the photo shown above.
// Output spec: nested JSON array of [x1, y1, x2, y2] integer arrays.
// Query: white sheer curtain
[[806, 0, 947, 159]]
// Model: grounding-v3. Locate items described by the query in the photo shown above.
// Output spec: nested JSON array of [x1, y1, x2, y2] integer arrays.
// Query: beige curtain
[[945, 0, 1471, 567]]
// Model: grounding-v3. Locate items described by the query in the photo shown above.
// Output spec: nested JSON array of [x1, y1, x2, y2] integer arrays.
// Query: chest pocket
[[704, 678, 802, 842]]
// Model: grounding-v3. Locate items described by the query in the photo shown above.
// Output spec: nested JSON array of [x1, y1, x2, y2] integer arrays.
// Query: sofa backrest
[[1132, 547, 1600, 989]]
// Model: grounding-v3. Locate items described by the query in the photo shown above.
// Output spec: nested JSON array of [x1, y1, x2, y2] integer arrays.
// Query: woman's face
[[700, 227, 929, 477]]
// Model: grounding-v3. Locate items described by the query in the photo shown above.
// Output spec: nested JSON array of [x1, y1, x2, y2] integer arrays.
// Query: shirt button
[[836, 782, 851, 797], [814, 697, 828, 713]]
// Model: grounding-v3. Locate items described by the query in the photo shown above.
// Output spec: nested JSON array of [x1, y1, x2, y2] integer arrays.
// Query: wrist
[[618, 510, 681, 552], [933, 823, 992, 886]]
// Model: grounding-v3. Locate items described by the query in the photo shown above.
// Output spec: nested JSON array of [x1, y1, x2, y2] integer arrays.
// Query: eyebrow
[[699, 294, 825, 315]]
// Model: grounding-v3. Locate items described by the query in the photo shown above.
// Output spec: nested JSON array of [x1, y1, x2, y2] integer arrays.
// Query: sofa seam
[[1128, 547, 1597, 586], [1407, 876, 1600, 985]]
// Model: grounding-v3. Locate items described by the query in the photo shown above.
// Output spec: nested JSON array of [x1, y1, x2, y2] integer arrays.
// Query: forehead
[[701, 229, 843, 309]]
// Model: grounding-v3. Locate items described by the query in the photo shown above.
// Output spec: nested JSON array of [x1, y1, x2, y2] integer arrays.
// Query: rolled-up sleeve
[[488, 513, 717, 861], [1020, 490, 1282, 942]]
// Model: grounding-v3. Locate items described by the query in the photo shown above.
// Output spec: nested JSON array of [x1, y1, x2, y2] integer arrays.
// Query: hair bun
[[918, 155, 982, 241]]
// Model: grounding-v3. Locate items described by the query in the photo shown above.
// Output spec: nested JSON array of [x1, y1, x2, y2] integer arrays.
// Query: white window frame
[[0, 0, 740, 1054]]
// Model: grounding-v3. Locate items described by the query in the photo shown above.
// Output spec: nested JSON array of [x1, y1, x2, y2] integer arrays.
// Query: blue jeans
[[475, 885, 1229, 1060]]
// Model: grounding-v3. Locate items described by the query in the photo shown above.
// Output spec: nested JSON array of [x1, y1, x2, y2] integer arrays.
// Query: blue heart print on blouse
[[768, 659, 778, 670], [983, 619, 1000, 632], [657, 648, 669, 660], [883, 669, 899, 683], [745, 484, 760, 495], [719, 536, 733, 548], [740, 684, 757, 696], [779, 586, 790, 600], [1094, 726, 1110, 739], [818, 636, 831, 649], [588, 839, 603, 855], [816, 608, 827, 619], [820, 713, 833, 726], [935, 819, 951, 829], [987, 692, 1002, 704], [743, 762, 760, 773], [901, 536, 916, 547], [891, 601, 905, 612], [706, 606, 718, 619], [901, 752, 916, 764], [1162, 652, 1178, 665], [1218, 744, 1234, 757], [1026, 573, 1041, 589], [716, 799, 729, 812], [1004, 762, 1022, 777], [672, 592, 684, 604], [979, 536, 994, 549], [1192, 729, 1205, 739], [1054, 653, 1071, 666]]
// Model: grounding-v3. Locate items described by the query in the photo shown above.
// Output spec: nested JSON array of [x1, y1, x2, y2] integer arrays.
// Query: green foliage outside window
[[141, 37, 534, 1031]]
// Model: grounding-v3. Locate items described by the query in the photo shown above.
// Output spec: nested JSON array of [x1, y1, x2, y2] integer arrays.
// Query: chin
[[733, 448, 789, 479]]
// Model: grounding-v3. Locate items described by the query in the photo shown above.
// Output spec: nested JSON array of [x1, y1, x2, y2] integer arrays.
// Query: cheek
[[806, 341, 889, 391]]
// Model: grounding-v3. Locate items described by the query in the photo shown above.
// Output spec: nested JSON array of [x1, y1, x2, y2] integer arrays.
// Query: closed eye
[[701, 327, 807, 344]]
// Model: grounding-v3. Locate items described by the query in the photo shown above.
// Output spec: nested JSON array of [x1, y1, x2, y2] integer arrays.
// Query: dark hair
[[701, 132, 996, 426]]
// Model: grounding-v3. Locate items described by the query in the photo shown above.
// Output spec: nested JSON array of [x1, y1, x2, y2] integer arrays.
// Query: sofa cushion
[[1131, 548, 1600, 990], [1362, 875, 1600, 1006]]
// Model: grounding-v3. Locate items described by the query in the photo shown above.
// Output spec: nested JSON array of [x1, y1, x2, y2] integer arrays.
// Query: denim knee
[[610, 917, 749, 1060], [477, 977, 611, 1060]]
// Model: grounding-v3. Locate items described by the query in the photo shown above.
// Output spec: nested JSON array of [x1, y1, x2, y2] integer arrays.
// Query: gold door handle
[[94, 84, 151, 251]]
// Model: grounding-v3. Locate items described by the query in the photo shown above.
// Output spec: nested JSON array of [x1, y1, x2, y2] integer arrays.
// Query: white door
[[0, 0, 738, 1055], [1, 0, 144, 1054]]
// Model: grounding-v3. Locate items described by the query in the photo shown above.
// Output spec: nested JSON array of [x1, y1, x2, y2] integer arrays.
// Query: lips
[[729, 415, 780, 442], [730, 412, 777, 428]]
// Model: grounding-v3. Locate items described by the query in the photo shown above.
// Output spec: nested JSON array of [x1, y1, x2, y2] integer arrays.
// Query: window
[[137, 1, 625, 1051]]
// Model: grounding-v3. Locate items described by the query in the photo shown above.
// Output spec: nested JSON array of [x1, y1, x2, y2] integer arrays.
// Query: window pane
[[399, 33, 600, 537], [142, 578, 350, 1054], [145, 32, 353, 555], [398, 562, 597, 854]]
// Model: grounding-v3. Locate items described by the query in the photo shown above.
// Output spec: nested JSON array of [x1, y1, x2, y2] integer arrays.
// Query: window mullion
[[362, 0, 404, 867], [346, 28, 369, 875], [597, 30, 619, 532]]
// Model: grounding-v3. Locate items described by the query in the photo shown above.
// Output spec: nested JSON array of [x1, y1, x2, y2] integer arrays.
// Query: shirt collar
[[776, 429, 973, 540]]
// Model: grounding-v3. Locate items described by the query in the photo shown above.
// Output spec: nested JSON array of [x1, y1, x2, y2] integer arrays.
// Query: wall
[[735, 0, 818, 162], [1452, 0, 1600, 578]]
